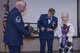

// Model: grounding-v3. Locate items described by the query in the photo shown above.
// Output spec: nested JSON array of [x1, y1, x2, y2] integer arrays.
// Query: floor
[[0, 51, 80, 53]]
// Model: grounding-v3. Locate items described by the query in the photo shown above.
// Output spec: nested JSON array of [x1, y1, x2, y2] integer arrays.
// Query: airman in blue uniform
[[3, 1, 31, 53], [38, 8, 58, 53]]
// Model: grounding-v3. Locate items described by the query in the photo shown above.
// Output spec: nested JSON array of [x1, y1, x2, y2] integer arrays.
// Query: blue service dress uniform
[[38, 14, 58, 53], [3, 7, 31, 53]]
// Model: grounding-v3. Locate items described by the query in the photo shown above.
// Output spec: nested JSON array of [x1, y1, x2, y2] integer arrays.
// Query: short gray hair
[[61, 12, 69, 18], [15, 0, 26, 7]]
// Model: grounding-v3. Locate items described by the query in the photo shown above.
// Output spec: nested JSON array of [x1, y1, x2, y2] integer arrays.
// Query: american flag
[[3, 0, 9, 33]]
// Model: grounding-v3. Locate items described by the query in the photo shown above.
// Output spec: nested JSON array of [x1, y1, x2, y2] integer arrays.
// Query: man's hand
[[41, 27, 45, 32], [47, 28, 53, 31], [31, 33, 34, 36]]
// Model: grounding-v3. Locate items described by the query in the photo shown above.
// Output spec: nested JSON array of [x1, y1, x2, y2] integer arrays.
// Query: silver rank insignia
[[52, 21, 55, 26], [16, 16, 21, 23]]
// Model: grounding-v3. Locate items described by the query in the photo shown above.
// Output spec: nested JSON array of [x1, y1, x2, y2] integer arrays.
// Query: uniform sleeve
[[11, 14, 31, 36], [67, 24, 75, 37], [37, 14, 44, 29], [53, 17, 58, 30]]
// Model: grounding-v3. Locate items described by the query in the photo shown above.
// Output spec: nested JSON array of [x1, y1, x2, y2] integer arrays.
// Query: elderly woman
[[57, 13, 75, 53]]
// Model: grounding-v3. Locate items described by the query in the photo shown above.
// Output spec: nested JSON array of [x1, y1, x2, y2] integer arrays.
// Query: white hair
[[15, 0, 26, 7], [61, 12, 69, 18]]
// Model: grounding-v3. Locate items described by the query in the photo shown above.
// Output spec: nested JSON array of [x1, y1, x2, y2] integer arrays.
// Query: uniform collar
[[14, 7, 21, 13]]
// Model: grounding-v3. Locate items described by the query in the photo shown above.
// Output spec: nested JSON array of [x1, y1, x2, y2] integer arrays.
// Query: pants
[[40, 38, 53, 53], [8, 45, 21, 53]]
